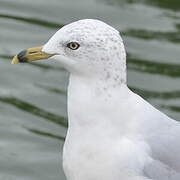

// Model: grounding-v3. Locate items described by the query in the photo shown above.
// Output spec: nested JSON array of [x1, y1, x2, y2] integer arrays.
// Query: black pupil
[[71, 43, 76, 48]]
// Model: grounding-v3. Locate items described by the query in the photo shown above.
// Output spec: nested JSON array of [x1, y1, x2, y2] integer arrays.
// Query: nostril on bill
[[17, 50, 28, 62]]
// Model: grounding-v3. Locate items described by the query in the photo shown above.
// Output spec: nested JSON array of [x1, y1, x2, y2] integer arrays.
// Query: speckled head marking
[[43, 19, 127, 85]]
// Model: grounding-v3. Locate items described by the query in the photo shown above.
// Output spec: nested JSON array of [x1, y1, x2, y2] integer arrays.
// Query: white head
[[12, 19, 127, 86], [44, 19, 126, 84]]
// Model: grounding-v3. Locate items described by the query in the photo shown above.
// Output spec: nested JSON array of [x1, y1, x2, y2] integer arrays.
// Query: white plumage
[[42, 19, 180, 180]]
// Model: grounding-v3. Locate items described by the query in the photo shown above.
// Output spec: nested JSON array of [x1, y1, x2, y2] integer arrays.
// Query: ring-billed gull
[[12, 19, 180, 180]]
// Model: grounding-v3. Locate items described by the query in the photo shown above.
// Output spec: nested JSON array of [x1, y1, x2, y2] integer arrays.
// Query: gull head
[[12, 19, 127, 83]]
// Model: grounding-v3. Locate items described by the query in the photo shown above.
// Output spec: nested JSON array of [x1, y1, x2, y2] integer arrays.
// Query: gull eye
[[67, 42, 80, 50]]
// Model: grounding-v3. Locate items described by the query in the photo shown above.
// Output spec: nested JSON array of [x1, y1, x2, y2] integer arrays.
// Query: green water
[[0, 0, 180, 179]]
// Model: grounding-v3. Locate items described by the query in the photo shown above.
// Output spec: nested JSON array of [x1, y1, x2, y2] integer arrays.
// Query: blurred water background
[[0, 0, 180, 179]]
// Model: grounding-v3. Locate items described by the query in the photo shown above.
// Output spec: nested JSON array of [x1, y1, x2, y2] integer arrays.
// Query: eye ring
[[67, 42, 80, 50]]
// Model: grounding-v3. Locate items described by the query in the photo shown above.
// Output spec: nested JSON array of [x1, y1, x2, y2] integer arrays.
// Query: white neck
[[67, 73, 130, 130]]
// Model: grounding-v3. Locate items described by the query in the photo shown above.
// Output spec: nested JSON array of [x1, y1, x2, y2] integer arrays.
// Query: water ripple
[[131, 87, 180, 99], [123, 29, 180, 43], [26, 127, 65, 141], [103, 0, 180, 11], [0, 13, 64, 29], [128, 55, 180, 77], [0, 96, 68, 127], [162, 105, 180, 114], [36, 84, 66, 95]]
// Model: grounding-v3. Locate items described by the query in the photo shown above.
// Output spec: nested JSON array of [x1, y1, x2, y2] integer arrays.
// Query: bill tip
[[11, 56, 19, 64]]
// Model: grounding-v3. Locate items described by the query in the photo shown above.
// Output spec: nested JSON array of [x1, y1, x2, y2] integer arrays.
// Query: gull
[[12, 19, 180, 180]]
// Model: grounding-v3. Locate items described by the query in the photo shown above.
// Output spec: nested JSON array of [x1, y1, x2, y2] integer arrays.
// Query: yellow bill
[[11, 46, 54, 64]]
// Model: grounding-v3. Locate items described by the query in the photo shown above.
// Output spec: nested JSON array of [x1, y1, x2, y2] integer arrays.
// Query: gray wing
[[130, 93, 180, 179], [144, 158, 180, 180], [144, 116, 180, 180]]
